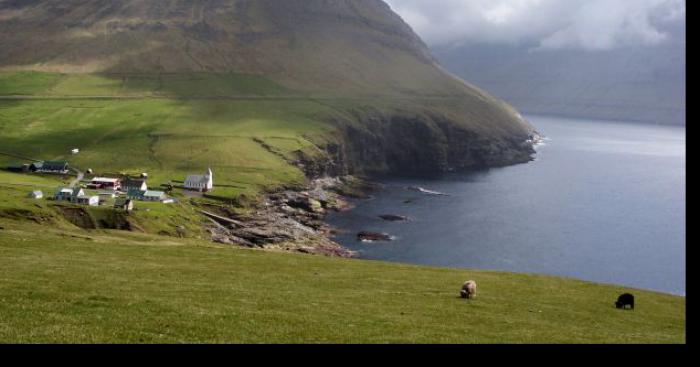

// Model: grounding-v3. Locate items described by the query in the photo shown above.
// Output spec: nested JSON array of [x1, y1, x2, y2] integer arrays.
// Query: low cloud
[[385, 0, 685, 50]]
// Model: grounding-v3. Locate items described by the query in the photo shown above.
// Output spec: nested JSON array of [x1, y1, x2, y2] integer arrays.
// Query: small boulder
[[357, 231, 393, 242], [379, 214, 409, 222]]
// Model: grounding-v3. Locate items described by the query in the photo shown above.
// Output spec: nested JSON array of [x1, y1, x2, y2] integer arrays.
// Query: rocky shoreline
[[204, 176, 380, 258], [202, 131, 541, 257]]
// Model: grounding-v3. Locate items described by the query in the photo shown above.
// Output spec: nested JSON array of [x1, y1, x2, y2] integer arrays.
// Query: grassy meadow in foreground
[[0, 222, 685, 344]]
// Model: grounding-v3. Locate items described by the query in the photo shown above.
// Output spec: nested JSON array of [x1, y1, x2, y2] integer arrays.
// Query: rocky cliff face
[[297, 111, 537, 177]]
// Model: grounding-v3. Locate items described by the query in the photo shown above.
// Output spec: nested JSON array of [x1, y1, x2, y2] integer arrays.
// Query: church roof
[[185, 174, 210, 184]]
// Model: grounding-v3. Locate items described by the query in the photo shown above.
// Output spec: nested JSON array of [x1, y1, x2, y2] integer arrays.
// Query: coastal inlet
[[325, 115, 686, 296]]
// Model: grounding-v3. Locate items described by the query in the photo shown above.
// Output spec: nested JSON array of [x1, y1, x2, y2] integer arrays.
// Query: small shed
[[54, 187, 74, 201], [28, 190, 44, 199], [71, 148, 80, 155], [123, 177, 148, 192], [142, 190, 166, 202]]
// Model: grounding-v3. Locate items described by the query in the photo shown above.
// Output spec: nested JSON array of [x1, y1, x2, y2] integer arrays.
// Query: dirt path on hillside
[[69, 167, 83, 188]]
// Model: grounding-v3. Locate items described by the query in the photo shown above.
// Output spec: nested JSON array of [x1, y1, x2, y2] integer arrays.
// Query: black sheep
[[615, 293, 635, 310]]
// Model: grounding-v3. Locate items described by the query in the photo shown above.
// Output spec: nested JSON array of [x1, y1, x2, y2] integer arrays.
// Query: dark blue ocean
[[326, 115, 686, 295]]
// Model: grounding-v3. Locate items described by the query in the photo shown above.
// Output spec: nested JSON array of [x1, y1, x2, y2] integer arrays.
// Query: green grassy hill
[[0, 0, 537, 176], [0, 221, 685, 343], [0, 1, 465, 95], [0, 73, 332, 198]]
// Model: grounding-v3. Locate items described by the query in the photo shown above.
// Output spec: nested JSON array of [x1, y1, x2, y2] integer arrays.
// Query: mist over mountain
[[387, 0, 686, 125], [432, 39, 685, 126]]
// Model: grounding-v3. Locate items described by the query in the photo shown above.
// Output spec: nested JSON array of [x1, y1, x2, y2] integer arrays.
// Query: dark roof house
[[34, 161, 69, 173], [29, 162, 43, 171], [123, 178, 147, 192], [126, 188, 145, 199]]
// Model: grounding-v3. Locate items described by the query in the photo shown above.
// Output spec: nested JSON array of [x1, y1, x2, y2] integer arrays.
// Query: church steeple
[[206, 167, 213, 190]]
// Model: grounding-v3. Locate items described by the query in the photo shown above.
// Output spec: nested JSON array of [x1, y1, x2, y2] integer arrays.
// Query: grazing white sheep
[[460, 280, 477, 299]]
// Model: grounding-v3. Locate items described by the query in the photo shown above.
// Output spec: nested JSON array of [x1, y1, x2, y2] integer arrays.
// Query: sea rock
[[286, 196, 324, 213], [203, 176, 371, 257], [357, 231, 393, 242], [379, 214, 409, 222], [309, 198, 324, 213]]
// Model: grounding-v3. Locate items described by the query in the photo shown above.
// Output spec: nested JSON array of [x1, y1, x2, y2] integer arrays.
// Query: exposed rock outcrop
[[204, 177, 369, 257], [357, 231, 393, 242], [291, 112, 538, 178], [379, 214, 409, 222]]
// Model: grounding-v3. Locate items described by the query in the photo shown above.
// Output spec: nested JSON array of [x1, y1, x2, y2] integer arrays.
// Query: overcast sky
[[385, 0, 686, 50]]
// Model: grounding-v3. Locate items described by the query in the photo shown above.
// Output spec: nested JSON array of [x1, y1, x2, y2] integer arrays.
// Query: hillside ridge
[[0, 0, 538, 175]]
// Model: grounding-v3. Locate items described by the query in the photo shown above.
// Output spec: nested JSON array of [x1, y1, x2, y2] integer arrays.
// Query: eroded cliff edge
[[220, 109, 539, 258], [299, 109, 538, 177]]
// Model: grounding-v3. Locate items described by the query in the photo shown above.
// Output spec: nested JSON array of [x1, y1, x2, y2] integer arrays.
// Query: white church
[[184, 168, 214, 192]]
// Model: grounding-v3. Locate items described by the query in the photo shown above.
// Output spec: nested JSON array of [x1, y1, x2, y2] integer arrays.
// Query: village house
[[88, 177, 121, 191], [54, 188, 74, 201], [142, 190, 166, 202], [126, 188, 168, 202], [33, 161, 69, 174], [184, 168, 213, 192], [54, 187, 84, 201], [123, 177, 147, 192]]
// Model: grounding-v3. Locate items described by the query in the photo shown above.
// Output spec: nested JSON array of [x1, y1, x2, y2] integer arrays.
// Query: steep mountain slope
[[0, 0, 536, 175]]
